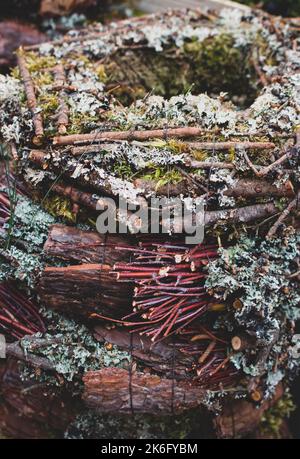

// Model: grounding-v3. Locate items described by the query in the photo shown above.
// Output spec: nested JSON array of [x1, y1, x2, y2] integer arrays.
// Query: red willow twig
[[176, 327, 239, 387], [92, 241, 220, 342], [0, 192, 11, 230], [0, 282, 45, 341]]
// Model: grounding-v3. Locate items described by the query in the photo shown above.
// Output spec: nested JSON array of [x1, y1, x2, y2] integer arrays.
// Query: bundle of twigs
[[93, 241, 220, 341], [0, 282, 45, 341]]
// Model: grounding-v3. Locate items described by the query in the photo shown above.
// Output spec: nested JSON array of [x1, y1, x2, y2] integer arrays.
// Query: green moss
[[38, 93, 59, 115], [43, 195, 77, 222], [141, 167, 182, 190], [104, 32, 259, 107], [259, 393, 295, 438], [183, 34, 257, 105], [24, 52, 57, 73], [67, 112, 99, 135]]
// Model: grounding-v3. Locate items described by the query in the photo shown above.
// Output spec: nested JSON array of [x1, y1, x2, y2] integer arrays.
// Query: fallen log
[[93, 324, 196, 379], [0, 358, 79, 439]]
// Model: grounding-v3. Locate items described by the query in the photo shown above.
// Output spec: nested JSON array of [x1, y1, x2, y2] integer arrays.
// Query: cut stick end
[[231, 336, 242, 351], [250, 389, 263, 402], [32, 135, 43, 146]]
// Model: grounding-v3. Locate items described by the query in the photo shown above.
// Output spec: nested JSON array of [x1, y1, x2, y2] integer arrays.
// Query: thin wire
[[129, 332, 134, 414]]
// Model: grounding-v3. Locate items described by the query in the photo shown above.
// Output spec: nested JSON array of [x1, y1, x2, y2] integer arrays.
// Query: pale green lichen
[[21, 309, 130, 383], [206, 233, 300, 397]]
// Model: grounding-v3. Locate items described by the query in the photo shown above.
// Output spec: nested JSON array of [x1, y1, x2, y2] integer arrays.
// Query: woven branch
[[134, 177, 295, 198], [17, 53, 44, 143], [53, 64, 69, 135], [52, 129, 278, 146]]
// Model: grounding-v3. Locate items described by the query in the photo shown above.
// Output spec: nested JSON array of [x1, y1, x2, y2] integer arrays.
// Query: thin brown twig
[[17, 52, 44, 144], [184, 141, 275, 151], [267, 192, 299, 239], [243, 149, 294, 177], [53, 64, 69, 135], [53, 129, 277, 147], [52, 127, 221, 145]]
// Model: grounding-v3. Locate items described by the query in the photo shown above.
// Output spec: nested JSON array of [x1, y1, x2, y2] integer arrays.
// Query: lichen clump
[[21, 309, 130, 384], [206, 233, 300, 397]]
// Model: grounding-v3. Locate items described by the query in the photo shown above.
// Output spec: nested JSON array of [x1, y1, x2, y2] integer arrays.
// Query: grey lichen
[[206, 233, 300, 397], [21, 309, 130, 383]]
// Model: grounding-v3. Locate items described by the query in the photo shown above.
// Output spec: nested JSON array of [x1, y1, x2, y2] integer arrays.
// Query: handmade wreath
[[0, 6, 299, 438]]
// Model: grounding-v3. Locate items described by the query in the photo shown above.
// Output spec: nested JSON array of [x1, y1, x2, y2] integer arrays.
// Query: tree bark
[[0, 358, 79, 439], [93, 324, 195, 379], [165, 201, 280, 234], [44, 224, 130, 265], [38, 264, 132, 318], [134, 178, 295, 198], [83, 367, 206, 414], [214, 383, 284, 438], [39, 0, 96, 17]]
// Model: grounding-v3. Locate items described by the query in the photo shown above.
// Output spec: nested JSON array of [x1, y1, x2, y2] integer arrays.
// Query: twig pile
[[0, 282, 45, 341], [106, 242, 219, 341]]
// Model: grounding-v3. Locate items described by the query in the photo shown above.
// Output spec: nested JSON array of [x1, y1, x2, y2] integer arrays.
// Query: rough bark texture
[[0, 358, 79, 439], [39, 0, 96, 16], [17, 54, 44, 142], [6, 341, 54, 372], [83, 367, 206, 414], [38, 264, 133, 318], [93, 324, 195, 378], [224, 178, 295, 199], [134, 177, 295, 198], [53, 64, 69, 135], [44, 224, 130, 265]]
